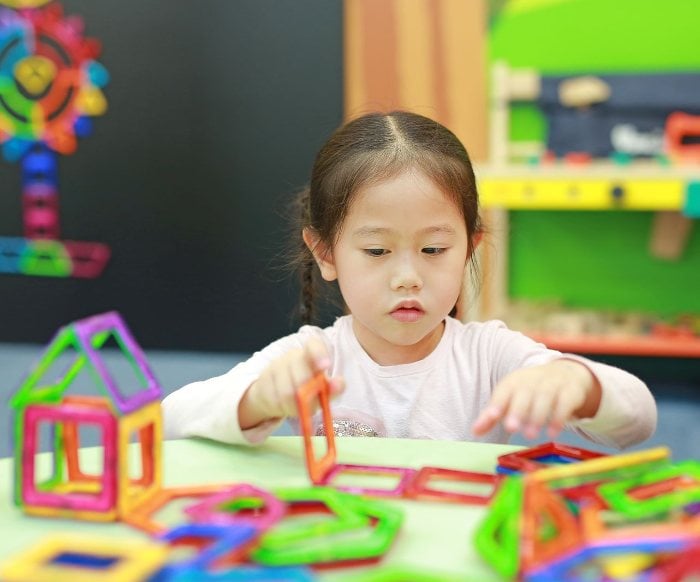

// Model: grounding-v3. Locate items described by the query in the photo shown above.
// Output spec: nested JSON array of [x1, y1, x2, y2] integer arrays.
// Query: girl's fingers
[[501, 384, 534, 433], [473, 380, 516, 436], [523, 383, 558, 439], [472, 405, 503, 436], [328, 376, 345, 397], [304, 337, 331, 372], [547, 389, 580, 437]]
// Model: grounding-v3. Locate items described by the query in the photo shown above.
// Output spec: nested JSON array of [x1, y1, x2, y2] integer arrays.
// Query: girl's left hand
[[472, 359, 602, 440]]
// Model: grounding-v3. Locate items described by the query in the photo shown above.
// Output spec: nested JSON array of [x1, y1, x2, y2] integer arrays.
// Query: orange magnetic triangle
[[521, 478, 583, 572]]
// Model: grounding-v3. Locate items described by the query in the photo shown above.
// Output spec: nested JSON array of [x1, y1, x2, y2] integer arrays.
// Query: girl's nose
[[390, 256, 423, 291]]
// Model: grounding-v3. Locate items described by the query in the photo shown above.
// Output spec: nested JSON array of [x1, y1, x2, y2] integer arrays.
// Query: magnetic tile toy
[[152, 522, 257, 581], [11, 312, 164, 520], [404, 466, 503, 505], [0, 3, 111, 279], [319, 463, 417, 497], [520, 478, 582, 572], [295, 373, 336, 484], [473, 475, 524, 579], [498, 442, 606, 473], [597, 460, 700, 519], [0, 533, 167, 582], [531, 446, 671, 487], [184, 483, 285, 531], [122, 483, 233, 536], [253, 489, 403, 567]]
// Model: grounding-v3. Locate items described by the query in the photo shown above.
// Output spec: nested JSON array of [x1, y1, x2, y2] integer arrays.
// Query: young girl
[[163, 111, 656, 449]]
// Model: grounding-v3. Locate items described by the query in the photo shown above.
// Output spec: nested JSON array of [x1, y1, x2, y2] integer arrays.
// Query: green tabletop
[[0, 437, 520, 580]]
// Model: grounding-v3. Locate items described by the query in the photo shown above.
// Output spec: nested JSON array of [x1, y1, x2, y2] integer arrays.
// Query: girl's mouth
[[390, 307, 424, 323]]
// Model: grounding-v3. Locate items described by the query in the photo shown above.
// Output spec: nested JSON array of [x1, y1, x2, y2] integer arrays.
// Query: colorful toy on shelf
[[10, 311, 163, 520], [0, 1, 110, 278], [666, 111, 700, 164], [0, 533, 168, 582]]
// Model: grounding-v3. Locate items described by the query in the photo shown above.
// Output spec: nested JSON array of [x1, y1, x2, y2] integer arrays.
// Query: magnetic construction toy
[[5, 314, 700, 580], [0, 0, 110, 278], [475, 444, 700, 580], [296, 371, 504, 502]]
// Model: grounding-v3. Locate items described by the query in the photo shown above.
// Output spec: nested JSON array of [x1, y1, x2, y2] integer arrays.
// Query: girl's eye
[[422, 247, 445, 255], [364, 248, 388, 257]]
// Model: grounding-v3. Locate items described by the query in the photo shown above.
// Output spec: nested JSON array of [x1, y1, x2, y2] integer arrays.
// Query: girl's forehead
[[349, 169, 459, 212], [339, 172, 467, 235]]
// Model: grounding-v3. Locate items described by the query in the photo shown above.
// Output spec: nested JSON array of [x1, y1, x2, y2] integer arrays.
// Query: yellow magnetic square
[[0, 534, 167, 582], [117, 402, 162, 516]]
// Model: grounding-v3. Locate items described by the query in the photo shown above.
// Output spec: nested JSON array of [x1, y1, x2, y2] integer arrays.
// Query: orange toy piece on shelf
[[666, 111, 700, 163]]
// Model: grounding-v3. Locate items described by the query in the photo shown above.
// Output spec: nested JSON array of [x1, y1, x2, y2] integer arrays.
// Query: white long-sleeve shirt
[[162, 316, 656, 449]]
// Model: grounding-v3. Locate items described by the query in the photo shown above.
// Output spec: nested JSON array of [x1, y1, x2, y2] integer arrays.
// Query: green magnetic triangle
[[473, 475, 523, 579]]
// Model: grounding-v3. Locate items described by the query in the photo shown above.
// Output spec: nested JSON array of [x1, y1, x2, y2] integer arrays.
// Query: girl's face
[[311, 168, 470, 365]]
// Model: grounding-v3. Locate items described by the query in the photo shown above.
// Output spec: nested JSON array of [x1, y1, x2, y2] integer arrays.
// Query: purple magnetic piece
[[183, 484, 285, 531], [320, 463, 417, 497], [73, 311, 163, 413], [686, 502, 700, 515], [22, 182, 58, 198], [22, 403, 117, 512]]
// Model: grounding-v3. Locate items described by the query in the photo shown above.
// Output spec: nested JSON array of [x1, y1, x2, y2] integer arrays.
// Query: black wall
[[0, 0, 343, 352]]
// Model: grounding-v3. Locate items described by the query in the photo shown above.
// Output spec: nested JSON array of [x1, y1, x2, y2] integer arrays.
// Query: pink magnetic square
[[22, 402, 118, 512], [319, 463, 417, 497]]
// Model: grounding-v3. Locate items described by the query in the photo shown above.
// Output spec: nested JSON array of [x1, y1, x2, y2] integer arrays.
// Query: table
[[0, 437, 520, 580]]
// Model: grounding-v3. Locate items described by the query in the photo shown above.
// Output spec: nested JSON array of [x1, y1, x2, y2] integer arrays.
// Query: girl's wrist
[[238, 382, 276, 430], [559, 359, 602, 418]]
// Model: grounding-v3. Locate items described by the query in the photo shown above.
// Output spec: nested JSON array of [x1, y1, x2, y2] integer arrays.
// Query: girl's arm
[[238, 337, 344, 430], [162, 329, 333, 445], [471, 322, 657, 449]]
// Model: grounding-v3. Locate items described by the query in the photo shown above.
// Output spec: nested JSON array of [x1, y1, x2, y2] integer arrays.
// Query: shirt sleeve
[[161, 327, 326, 445], [483, 321, 657, 450], [561, 355, 657, 450]]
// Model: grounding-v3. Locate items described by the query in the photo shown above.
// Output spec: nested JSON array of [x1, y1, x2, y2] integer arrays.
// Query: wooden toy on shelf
[[477, 61, 700, 357]]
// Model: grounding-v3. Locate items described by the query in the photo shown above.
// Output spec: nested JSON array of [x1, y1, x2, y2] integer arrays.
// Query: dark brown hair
[[295, 110, 483, 324]]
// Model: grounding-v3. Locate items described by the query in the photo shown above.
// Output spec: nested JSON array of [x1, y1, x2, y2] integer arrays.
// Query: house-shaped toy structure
[[10, 311, 163, 521]]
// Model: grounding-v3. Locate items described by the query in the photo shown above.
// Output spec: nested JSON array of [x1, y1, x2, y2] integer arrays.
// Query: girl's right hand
[[238, 337, 345, 430]]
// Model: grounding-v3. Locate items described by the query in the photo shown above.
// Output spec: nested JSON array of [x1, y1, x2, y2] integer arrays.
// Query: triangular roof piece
[[11, 311, 162, 414]]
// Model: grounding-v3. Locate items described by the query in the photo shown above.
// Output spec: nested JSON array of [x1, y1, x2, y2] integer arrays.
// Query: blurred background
[[1, 0, 698, 458]]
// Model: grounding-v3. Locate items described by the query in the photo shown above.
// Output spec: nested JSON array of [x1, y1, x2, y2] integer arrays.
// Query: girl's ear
[[302, 228, 337, 281], [466, 231, 485, 261]]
